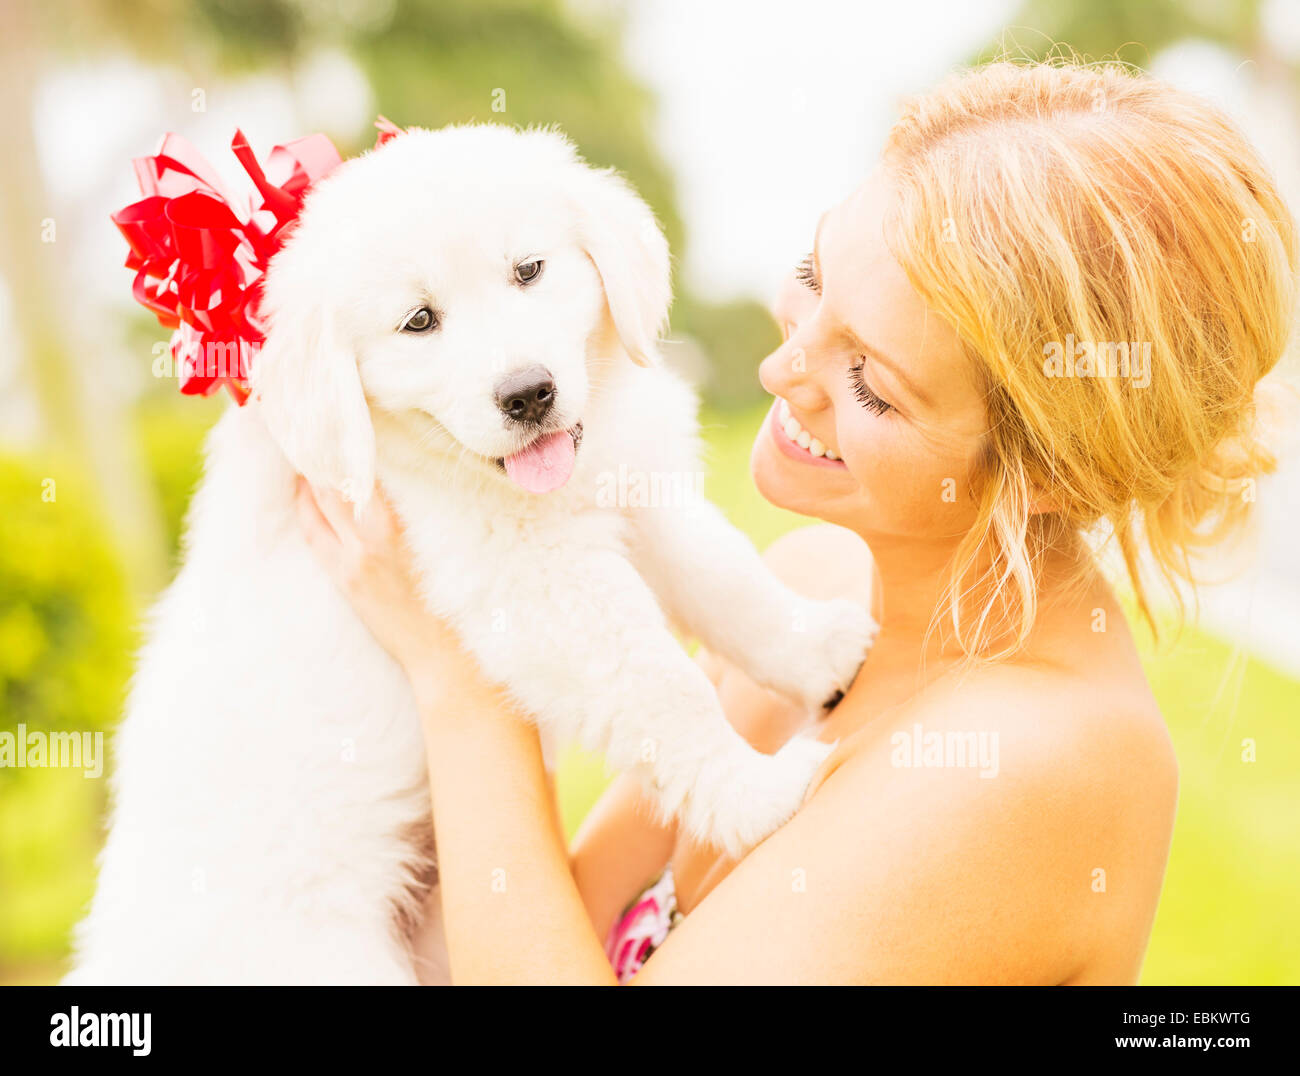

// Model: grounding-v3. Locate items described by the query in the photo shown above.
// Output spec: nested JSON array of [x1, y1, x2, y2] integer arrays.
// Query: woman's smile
[[767, 397, 848, 470]]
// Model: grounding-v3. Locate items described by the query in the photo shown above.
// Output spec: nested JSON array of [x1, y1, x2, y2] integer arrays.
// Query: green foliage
[[41, 0, 684, 254], [1139, 637, 1300, 984], [0, 455, 133, 975], [0, 455, 133, 768], [980, 0, 1263, 66], [0, 402, 214, 974], [134, 395, 223, 565], [676, 297, 783, 410], [343, 0, 686, 272], [0, 763, 102, 972]]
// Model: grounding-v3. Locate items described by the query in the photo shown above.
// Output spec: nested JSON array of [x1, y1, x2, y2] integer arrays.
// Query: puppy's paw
[[764, 597, 878, 714], [683, 735, 835, 859]]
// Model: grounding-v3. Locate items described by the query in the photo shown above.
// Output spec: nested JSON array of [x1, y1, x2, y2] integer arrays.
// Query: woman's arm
[[568, 773, 678, 941], [410, 659, 618, 985], [567, 643, 804, 940], [294, 480, 1165, 985], [407, 619, 1132, 985], [294, 477, 615, 983]]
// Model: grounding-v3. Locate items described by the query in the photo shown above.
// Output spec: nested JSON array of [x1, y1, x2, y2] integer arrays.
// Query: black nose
[[495, 365, 556, 425]]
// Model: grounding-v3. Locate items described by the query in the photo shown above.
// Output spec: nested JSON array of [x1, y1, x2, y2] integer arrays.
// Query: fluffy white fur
[[67, 125, 874, 985]]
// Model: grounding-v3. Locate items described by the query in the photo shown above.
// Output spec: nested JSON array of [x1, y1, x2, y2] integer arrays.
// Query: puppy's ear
[[251, 305, 376, 511], [575, 166, 672, 367]]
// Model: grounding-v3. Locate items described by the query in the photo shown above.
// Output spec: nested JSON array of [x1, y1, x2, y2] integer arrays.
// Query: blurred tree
[[982, 0, 1228, 63], [0, 454, 132, 783], [346, 0, 685, 247], [20, 0, 771, 517], [0, 2, 171, 596], [985, 0, 1298, 83], [674, 297, 781, 408], [36, 0, 685, 242]]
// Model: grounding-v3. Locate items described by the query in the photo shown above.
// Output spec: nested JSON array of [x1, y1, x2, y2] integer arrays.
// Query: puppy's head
[[252, 124, 670, 505]]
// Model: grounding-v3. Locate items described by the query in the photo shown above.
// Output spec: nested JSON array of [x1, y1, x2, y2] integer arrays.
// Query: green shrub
[[0, 453, 134, 971], [0, 455, 133, 765], [134, 396, 223, 564]]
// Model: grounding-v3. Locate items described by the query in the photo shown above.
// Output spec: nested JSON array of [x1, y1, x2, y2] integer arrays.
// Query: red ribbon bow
[[113, 117, 408, 404]]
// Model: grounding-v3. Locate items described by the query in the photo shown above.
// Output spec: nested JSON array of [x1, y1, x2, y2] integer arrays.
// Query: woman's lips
[[767, 401, 849, 471]]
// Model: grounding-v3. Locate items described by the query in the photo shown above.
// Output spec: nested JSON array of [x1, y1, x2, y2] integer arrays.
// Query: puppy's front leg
[[627, 500, 877, 715], [464, 547, 829, 858]]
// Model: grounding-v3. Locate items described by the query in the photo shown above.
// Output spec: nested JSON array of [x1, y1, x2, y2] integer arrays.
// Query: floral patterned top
[[605, 864, 684, 983]]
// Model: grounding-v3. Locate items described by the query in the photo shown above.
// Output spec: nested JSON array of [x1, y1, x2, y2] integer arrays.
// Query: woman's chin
[[750, 428, 830, 518]]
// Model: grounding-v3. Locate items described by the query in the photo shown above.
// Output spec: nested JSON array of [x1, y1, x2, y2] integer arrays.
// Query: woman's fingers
[[294, 474, 333, 544], [309, 480, 364, 547], [291, 474, 463, 677], [300, 478, 398, 552], [293, 475, 406, 590], [294, 476, 343, 569]]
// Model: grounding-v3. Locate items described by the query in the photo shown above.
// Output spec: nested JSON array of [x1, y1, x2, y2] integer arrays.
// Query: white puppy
[[67, 125, 874, 985]]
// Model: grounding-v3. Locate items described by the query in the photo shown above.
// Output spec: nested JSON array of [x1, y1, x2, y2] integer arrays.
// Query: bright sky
[[620, 0, 1015, 303]]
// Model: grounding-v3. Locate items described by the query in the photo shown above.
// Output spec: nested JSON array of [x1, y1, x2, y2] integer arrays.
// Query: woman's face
[[751, 170, 989, 545]]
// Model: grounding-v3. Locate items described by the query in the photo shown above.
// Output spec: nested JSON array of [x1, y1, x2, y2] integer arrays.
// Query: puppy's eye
[[514, 258, 544, 286], [399, 306, 438, 334]]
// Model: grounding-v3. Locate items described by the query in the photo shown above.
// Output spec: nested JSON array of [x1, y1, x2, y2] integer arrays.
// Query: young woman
[[295, 60, 1296, 984]]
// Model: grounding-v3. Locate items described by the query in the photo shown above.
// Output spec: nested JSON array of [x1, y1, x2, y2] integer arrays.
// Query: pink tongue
[[503, 430, 575, 493]]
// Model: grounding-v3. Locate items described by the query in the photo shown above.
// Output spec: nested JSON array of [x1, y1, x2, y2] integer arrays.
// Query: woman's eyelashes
[[792, 251, 889, 415], [794, 252, 821, 293], [849, 360, 892, 415]]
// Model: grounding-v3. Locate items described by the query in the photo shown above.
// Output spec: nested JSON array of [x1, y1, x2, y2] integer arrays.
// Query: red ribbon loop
[[112, 128, 348, 403]]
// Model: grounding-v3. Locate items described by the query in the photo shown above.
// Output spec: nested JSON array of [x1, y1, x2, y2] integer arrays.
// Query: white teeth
[[779, 398, 841, 463]]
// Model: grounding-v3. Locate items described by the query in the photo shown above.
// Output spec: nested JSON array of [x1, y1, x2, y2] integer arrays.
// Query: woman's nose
[[759, 329, 832, 413], [764, 272, 833, 410]]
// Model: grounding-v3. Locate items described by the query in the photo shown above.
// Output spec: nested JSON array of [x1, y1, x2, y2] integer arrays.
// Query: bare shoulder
[[831, 654, 1178, 845], [923, 657, 1172, 790], [809, 658, 1178, 982]]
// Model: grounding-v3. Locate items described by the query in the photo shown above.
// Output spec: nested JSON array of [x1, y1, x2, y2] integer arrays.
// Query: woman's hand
[[295, 476, 611, 983], [293, 477, 462, 694]]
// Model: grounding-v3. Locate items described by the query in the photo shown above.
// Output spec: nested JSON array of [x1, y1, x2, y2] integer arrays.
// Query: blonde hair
[[882, 60, 1298, 659]]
